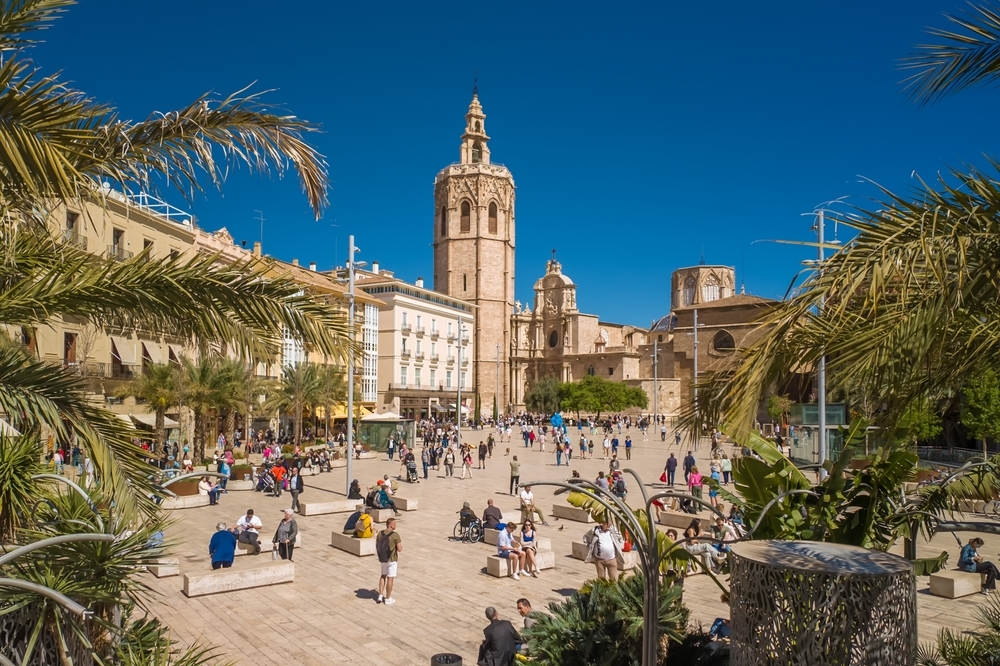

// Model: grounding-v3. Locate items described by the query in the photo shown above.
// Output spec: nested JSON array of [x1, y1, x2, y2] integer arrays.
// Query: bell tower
[[433, 92, 516, 417]]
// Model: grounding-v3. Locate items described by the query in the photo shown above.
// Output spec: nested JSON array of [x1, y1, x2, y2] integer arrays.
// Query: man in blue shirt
[[208, 522, 237, 570], [496, 522, 527, 580], [624, 436, 632, 460]]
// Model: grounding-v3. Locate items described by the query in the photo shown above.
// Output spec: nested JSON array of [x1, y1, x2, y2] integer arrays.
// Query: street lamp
[[337, 235, 367, 496]]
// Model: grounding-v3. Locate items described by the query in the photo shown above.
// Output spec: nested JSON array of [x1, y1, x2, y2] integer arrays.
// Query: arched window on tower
[[488, 202, 498, 234], [472, 142, 482, 163], [702, 275, 721, 303], [440, 206, 447, 236], [712, 330, 736, 354], [460, 201, 471, 233], [683, 276, 696, 306], [475, 120, 481, 132]]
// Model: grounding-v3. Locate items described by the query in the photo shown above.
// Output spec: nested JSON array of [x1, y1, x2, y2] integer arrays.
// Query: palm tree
[[265, 363, 321, 444], [115, 363, 178, 451], [232, 363, 268, 446]]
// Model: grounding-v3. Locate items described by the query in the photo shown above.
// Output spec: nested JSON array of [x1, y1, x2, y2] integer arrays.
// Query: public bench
[[929, 569, 987, 599], [483, 528, 551, 551], [657, 510, 710, 532], [354, 504, 395, 522], [486, 549, 555, 577], [182, 562, 294, 597], [298, 499, 358, 516], [235, 532, 300, 556], [330, 531, 376, 556], [145, 557, 179, 578], [394, 497, 418, 511], [570, 542, 639, 569], [551, 505, 593, 523]]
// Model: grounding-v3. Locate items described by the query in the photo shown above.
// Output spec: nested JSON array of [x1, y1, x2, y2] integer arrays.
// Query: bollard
[[430, 654, 462, 666]]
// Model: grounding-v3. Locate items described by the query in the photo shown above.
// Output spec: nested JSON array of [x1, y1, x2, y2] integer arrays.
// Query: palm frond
[[0, 0, 74, 52], [902, 3, 1000, 104]]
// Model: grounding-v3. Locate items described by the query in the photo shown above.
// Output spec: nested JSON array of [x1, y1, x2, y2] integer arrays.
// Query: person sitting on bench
[[959, 537, 1000, 595], [235, 509, 262, 554], [375, 480, 399, 516]]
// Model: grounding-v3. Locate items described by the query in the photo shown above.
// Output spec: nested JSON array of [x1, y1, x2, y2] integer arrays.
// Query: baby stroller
[[254, 468, 275, 494], [405, 460, 419, 483]]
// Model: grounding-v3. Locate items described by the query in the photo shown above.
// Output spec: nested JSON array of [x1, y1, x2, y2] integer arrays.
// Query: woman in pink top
[[687, 465, 704, 500]]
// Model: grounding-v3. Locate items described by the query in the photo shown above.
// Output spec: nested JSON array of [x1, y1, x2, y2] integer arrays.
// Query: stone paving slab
[[145, 431, 998, 664]]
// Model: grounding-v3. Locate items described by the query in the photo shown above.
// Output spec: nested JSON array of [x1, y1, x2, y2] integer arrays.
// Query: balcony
[[401, 323, 411, 333], [447, 334, 457, 342], [446, 357, 455, 366], [461, 358, 469, 366], [62, 229, 87, 250], [400, 349, 411, 358], [429, 354, 440, 363], [461, 335, 470, 344], [430, 330, 439, 340], [415, 352, 425, 361], [395, 382, 407, 390], [414, 327, 425, 337], [107, 245, 134, 262]]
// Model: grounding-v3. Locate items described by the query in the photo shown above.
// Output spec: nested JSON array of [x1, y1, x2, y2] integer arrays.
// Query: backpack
[[376, 530, 393, 563], [365, 489, 378, 508], [614, 478, 626, 494], [355, 513, 373, 538]]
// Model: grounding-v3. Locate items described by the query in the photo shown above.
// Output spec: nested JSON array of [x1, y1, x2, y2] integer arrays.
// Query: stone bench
[[356, 451, 377, 460], [364, 507, 395, 523], [483, 528, 550, 550], [330, 531, 376, 556], [161, 495, 210, 510], [226, 479, 254, 491], [571, 542, 639, 568], [330, 459, 347, 468], [298, 499, 358, 516], [657, 510, 710, 532], [486, 549, 555, 577], [143, 557, 179, 578], [552, 504, 593, 523], [182, 562, 294, 597], [929, 569, 987, 599], [394, 497, 418, 511]]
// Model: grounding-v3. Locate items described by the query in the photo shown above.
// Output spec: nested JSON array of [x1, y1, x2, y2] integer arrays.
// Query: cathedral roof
[[673, 293, 775, 310]]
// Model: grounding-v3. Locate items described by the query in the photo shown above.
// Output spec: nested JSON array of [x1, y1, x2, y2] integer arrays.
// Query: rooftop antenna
[[254, 209, 265, 248], [741, 249, 746, 294], [331, 220, 340, 267], [473, 69, 478, 96]]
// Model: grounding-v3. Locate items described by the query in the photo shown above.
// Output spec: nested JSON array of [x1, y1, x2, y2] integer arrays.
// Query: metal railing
[[415, 352, 424, 360], [401, 323, 411, 332], [414, 327, 425, 336], [447, 334, 457, 342], [430, 354, 440, 362], [400, 349, 411, 358], [126, 191, 196, 228], [61, 229, 87, 250], [430, 330, 439, 339], [107, 245, 134, 262]]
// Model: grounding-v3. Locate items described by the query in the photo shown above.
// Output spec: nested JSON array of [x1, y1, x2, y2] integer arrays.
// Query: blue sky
[[32, 1, 998, 325]]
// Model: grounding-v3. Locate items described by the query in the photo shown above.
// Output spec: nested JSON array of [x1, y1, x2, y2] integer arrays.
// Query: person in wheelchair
[[459, 501, 478, 528]]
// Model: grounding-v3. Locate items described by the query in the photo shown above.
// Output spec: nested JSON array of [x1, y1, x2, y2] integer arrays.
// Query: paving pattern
[[145, 430, 999, 664]]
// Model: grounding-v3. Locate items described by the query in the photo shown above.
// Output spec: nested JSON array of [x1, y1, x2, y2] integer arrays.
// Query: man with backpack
[[376, 517, 402, 605]]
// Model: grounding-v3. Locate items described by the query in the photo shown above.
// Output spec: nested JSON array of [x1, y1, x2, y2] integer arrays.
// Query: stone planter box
[[552, 504, 593, 523], [227, 479, 253, 491], [162, 495, 209, 510], [167, 480, 200, 497]]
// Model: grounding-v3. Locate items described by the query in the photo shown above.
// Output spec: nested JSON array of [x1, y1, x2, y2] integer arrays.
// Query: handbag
[[659, 471, 667, 483], [271, 543, 278, 560]]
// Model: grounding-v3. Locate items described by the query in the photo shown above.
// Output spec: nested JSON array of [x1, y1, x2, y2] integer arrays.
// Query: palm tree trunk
[[294, 401, 302, 444], [324, 399, 331, 441], [194, 410, 204, 454], [155, 407, 165, 452], [226, 409, 236, 448]]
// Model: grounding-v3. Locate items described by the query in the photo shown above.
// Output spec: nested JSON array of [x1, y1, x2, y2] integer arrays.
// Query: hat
[[376, 479, 384, 485], [462, 501, 470, 509]]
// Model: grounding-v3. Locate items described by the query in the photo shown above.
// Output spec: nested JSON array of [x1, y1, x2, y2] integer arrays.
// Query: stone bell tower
[[432, 92, 516, 416]]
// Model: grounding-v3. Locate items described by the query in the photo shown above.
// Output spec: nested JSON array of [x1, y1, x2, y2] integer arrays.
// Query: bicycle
[[453, 517, 484, 543]]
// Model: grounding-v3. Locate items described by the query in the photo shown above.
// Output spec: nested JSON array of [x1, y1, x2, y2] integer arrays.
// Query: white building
[[357, 264, 475, 420]]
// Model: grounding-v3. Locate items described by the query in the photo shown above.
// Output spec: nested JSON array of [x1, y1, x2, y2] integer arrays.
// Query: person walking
[[602, 436, 611, 460], [683, 451, 696, 484], [624, 435, 632, 460], [444, 448, 455, 477], [461, 449, 474, 479], [287, 467, 304, 513], [661, 424, 667, 441], [387, 437, 395, 461], [584, 519, 624, 580], [478, 440, 488, 469], [675, 430, 682, 447], [421, 445, 430, 480], [208, 522, 237, 569], [688, 465, 704, 501], [721, 453, 732, 485], [273, 508, 298, 561], [665, 453, 678, 486], [376, 517, 402, 605]]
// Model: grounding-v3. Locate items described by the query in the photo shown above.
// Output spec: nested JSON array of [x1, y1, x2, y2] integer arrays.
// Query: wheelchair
[[453, 516, 484, 543]]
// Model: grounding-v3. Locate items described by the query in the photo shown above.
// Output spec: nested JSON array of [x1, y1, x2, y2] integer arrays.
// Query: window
[[712, 330, 736, 354], [401, 339, 407, 353], [402, 312, 408, 326], [548, 330, 559, 348], [608, 367, 614, 376], [702, 275, 720, 303], [488, 202, 498, 234], [66, 211, 78, 230], [112, 228, 124, 257], [416, 340, 421, 355], [431, 342, 436, 356], [400, 367, 407, 387], [430, 369, 436, 387], [446, 370, 452, 389], [460, 201, 471, 233], [587, 366, 595, 376], [461, 371, 466, 388], [414, 367, 421, 388], [448, 322, 453, 336], [63, 332, 77, 365], [440, 206, 447, 236], [683, 276, 696, 306], [169, 249, 180, 260], [431, 318, 436, 334], [472, 141, 482, 163], [448, 345, 453, 360], [143, 239, 153, 260], [416, 315, 422, 328], [463, 274, 467, 291]]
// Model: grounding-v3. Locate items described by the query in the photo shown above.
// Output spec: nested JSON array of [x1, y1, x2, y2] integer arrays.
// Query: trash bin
[[430, 655, 462, 665]]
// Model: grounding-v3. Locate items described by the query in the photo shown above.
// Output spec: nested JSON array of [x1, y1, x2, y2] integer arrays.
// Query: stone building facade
[[671, 264, 736, 309], [432, 93, 514, 415]]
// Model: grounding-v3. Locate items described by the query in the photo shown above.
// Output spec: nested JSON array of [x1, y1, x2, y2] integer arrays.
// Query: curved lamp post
[[32, 474, 104, 531], [525, 469, 818, 666]]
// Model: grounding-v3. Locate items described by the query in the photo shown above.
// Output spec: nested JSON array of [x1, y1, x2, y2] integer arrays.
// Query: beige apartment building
[[356, 265, 475, 420], [5, 192, 378, 442]]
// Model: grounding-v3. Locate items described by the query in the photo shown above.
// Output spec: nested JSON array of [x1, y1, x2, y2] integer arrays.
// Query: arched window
[[488, 202, 498, 234], [472, 141, 482, 163], [548, 330, 559, 348], [702, 275, 720, 303], [683, 276, 696, 306], [712, 330, 736, 354], [475, 120, 481, 132], [460, 201, 471, 233], [440, 206, 447, 236]]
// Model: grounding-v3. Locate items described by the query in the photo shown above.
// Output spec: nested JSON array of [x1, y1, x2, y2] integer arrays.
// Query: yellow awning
[[314, 404, 373, 419]]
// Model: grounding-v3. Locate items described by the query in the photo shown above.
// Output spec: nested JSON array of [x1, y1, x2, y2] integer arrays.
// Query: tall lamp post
[[345, 235, 366, 496], [456, 313, 463, 451]]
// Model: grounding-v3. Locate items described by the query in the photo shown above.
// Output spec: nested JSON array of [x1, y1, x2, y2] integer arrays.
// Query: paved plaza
[[147, 430, 998, 664]]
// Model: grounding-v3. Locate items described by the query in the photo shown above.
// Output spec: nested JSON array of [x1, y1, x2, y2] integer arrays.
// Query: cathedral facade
[[432, 93, 514, 414]]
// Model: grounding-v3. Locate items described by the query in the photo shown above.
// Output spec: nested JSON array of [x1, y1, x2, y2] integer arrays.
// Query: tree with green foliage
[[559, 375, 648, 422], [766, 394, 793, 426], [962, 369, 1000, 460], [265, 363, 322, 444], [115, 363, 178, 450], [316, 364, 347, 441], [524, 376, 563, 415], [899, 399, 943, 446]]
